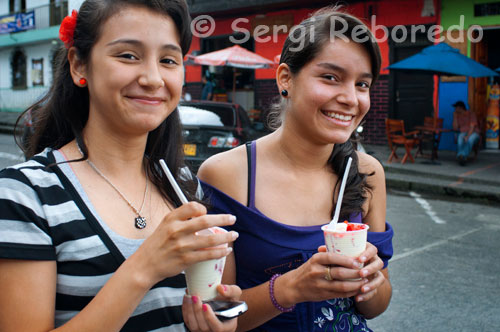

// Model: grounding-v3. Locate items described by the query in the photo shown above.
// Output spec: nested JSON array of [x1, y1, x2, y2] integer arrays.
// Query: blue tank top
[[201, 141, 394, 332]]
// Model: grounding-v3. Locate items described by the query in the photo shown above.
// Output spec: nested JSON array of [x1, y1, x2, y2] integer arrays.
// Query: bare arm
[[0, 203, 237, 332], [353, 152, 392, 319]]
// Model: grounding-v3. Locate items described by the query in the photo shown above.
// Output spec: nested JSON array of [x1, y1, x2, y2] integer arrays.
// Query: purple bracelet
[[269, 274, 296, 313]]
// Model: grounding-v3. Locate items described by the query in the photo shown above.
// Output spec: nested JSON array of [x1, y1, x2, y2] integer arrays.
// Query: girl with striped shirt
[[0, 1, 239, 331]]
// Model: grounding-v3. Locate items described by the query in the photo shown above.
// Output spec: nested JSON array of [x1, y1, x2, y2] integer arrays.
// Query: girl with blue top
[[198, 6, 394, 332]]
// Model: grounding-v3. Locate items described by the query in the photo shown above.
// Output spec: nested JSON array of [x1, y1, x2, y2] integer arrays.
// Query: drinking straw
[[159, 159, 189, 205], [329, 157, 353, 227]]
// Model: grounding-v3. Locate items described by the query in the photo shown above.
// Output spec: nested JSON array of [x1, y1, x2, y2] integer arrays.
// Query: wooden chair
[[416, 116, 444, 159], [385, 118, 420, 164], [248, 109, 261, 123]]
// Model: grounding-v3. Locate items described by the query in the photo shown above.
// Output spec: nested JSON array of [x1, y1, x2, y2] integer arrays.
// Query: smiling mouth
[[127, 96, 166, 105], [321, 110, 353, 122]]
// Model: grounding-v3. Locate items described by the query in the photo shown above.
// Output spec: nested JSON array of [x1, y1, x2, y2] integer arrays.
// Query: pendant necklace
[[78, 145, 149, 229]]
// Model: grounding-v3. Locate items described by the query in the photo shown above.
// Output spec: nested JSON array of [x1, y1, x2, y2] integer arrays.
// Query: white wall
[[0, 1, 9, 16], [26, 0, 50, 9], [26, 42, 54, 87], [69, 0, 84, 12], [0, 41, 53, 111]]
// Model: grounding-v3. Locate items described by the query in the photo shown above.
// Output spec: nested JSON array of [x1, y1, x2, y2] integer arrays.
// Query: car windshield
[[179, 105, 235, 127]]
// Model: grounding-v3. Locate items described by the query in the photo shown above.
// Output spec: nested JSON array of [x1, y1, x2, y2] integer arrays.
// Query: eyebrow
[[316, 62, 373, 80], [106, 39, 182, 54]]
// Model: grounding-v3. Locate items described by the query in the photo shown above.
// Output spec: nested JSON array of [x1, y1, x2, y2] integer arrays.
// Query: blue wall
[[438, 80, 469, 151]]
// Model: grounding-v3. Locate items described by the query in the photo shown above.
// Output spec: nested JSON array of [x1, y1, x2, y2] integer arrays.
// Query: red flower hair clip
[[59, 10, 78, 49]]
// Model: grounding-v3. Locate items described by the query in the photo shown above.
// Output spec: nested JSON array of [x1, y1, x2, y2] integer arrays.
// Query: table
[[414, 125, 451, 163]]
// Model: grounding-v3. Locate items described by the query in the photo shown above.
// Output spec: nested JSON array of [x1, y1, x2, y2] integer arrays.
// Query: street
[[1, 133, 499, 331], [0, 132, 24, 169]]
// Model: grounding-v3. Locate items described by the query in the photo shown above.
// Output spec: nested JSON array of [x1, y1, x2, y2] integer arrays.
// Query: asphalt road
[[370, 189, 500, 331], [1, 133, 499, 331], [0, 132, 24, 169]]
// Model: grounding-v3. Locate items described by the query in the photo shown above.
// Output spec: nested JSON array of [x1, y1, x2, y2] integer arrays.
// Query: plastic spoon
[[328, 157, 353, 229]]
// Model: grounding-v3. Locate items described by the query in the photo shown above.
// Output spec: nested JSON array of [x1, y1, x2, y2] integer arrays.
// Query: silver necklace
[[78, 146, 149, 229]]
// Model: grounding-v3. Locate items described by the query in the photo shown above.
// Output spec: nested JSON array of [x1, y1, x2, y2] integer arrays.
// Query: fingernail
[[223, 285, 228, 292], [229, 215, 236, 223], [361, 269, 368, 277], [360, 256, 367, 263], [357, 296, 364, 302], [192, 296, 198, 304], [353, 261, 364, 269], [226, 247, 233, 254], [202, 304, 208, 312], [231, 231, 239, 239], [363, 286, 370, 292]]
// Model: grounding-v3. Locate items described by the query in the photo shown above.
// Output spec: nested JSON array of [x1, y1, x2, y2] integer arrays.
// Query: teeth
[[324, 111, 353, 121]]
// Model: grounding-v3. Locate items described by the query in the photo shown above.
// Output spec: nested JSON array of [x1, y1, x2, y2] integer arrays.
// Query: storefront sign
[[0, 11, 35, 34], [486, 84, 499, 149]]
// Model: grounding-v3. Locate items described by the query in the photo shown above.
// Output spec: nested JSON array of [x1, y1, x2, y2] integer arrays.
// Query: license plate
[[183, 144, 196, 156]]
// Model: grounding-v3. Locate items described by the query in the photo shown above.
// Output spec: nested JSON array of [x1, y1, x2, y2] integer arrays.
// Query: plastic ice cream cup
[[184, 226, 228, 301], [321, 222, 369, 258]]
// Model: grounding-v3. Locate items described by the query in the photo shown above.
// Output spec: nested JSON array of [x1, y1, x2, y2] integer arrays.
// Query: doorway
[[470, 27, 500, 149], [389, 26, 434, 131]]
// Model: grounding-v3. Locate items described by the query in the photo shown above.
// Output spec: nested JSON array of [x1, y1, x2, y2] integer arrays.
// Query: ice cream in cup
[[184, 226, 228, 301], [321, 221, 369, 278]]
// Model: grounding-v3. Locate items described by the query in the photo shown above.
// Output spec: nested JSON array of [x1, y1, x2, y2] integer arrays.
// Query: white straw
[[329, 157, 353, 226], [159, 159, 189, 205]]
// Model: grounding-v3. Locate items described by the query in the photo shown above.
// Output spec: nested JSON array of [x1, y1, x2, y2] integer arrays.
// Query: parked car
[[179, 100, 265, 169]]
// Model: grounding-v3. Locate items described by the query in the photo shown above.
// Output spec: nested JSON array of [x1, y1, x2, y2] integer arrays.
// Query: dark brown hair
[[15, 0, 197, 206], [271, 6, 381, 220]]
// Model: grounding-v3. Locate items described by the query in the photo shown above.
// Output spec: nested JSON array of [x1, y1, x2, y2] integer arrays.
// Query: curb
[[385, 171, 500, 204]]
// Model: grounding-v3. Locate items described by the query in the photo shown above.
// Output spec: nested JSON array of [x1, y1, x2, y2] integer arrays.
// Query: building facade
[[185, 0, 441, 145], [439, 0, 500, 150], [0, 0, 83, 112]]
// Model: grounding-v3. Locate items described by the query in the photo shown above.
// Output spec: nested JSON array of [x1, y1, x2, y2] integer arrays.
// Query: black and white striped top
[[0, 148, 187, 331]]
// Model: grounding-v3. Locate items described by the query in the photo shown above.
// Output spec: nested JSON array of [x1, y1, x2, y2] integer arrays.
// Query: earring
[[79, 78, 87, 86], [281, 89, 288, 97]]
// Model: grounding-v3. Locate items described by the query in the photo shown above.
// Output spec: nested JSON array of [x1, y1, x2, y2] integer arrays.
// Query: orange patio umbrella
[[185, 45, 275, 99]]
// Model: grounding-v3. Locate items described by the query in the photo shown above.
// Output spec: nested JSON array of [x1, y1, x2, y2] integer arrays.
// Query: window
[[9, 0, 26, 13], [11, 48, 27, 89], [32, 58, 44, 86]]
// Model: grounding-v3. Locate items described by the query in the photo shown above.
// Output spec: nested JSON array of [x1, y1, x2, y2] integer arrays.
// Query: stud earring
[[79, 78, 87, 86], [281, 89, 288, 97]]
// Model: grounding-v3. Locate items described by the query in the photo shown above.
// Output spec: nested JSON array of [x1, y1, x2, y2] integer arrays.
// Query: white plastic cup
[[184, 227, 228, 301], [321, 223, 369, 258]]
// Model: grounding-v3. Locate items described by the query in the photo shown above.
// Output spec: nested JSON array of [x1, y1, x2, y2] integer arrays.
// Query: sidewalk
[[1, 110, 499, 202], [364, 143, 500, 203]]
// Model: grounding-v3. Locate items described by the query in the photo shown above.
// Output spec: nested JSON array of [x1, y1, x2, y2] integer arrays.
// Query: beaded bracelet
[[269, 274, 296, 313]]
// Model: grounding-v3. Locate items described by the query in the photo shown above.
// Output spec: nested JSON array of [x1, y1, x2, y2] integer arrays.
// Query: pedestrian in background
[[452, 100, 480, 166], [0, 1, 240, 331], [201, 73, 214, 100], [198, 6, 393, 332]]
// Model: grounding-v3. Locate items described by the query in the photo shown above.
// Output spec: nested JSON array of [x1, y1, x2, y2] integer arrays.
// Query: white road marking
[[391, 227, 482, 262], [0, 152, 23, 161], [409, 191, 447, 224]]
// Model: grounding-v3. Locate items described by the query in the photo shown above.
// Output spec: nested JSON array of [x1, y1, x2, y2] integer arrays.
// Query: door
[[389, 28, 434, 131], [470, 29, 493, 137]]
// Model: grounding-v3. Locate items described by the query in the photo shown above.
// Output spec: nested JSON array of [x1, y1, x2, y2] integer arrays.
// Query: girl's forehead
[[98, 6, 180, 45]]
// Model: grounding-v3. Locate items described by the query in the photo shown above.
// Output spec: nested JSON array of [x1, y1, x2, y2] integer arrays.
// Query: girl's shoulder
[[356, 150, 384, 177], [197, 145, 249, 204]]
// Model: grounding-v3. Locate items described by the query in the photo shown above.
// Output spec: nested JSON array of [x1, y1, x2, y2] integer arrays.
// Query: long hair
[[15, 0, 198, 206], [270, 6, 382, 220]]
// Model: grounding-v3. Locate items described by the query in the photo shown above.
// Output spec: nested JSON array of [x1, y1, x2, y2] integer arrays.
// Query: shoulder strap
[[245, 141, 257, 208]]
